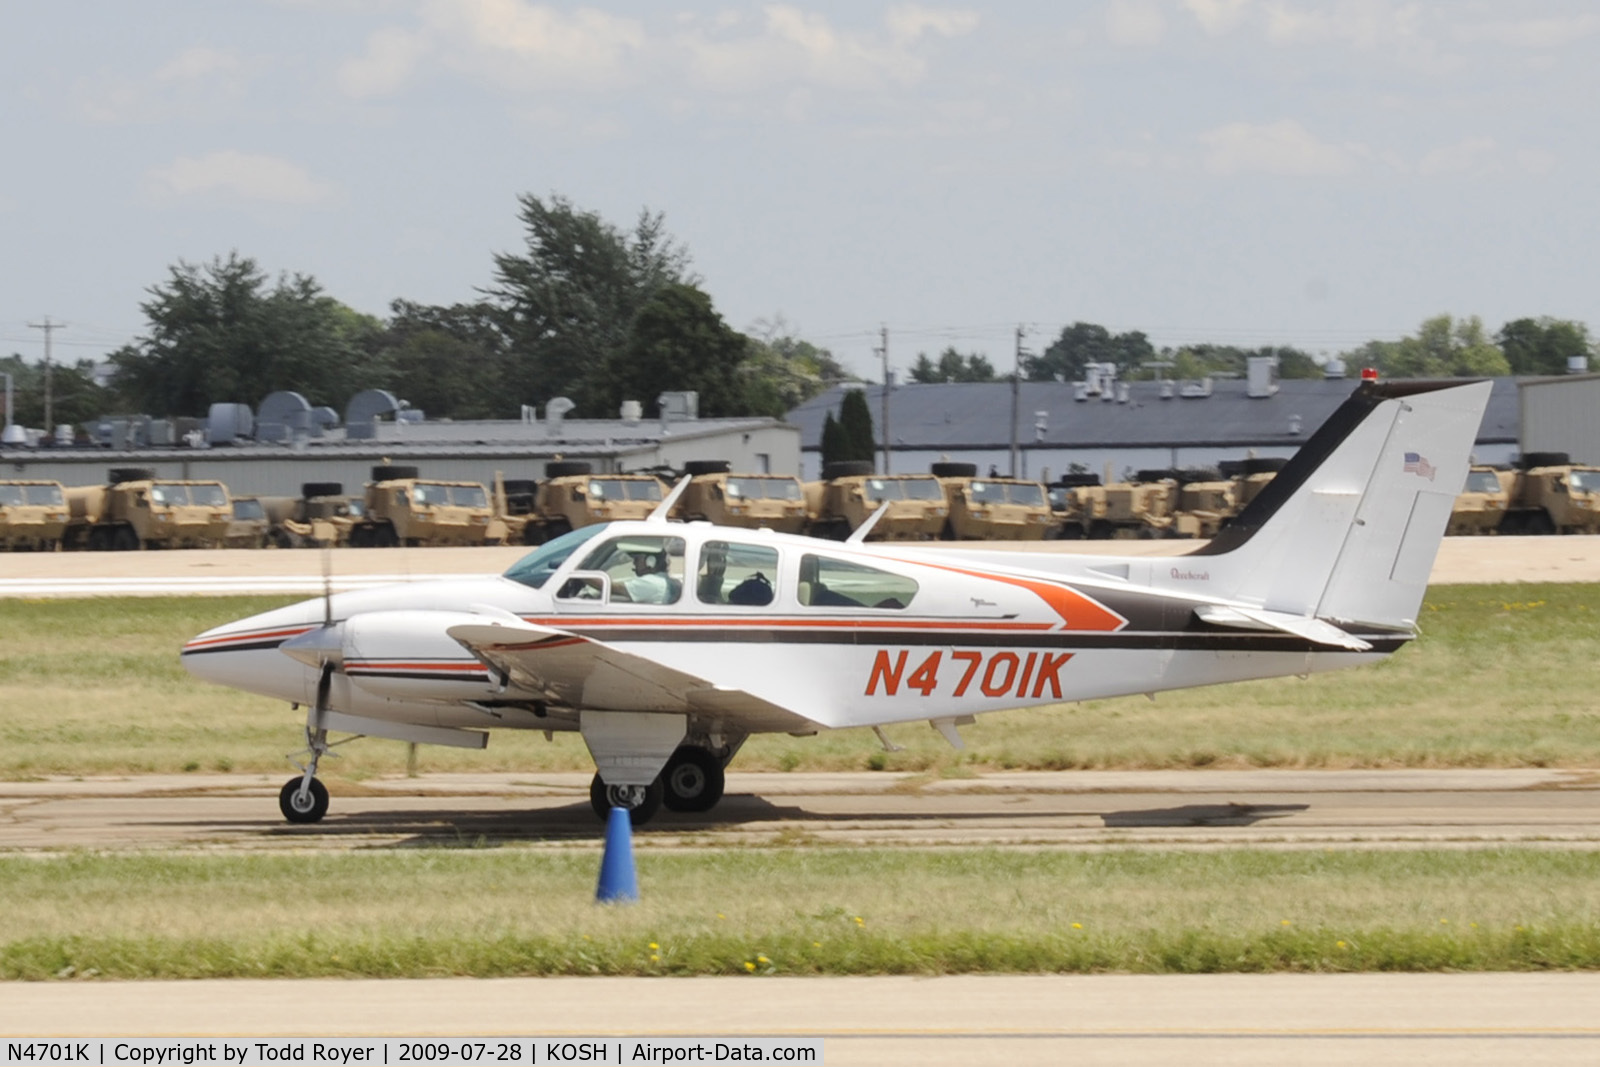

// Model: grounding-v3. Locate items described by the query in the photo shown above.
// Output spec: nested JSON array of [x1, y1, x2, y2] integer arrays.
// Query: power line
[[27, 317, 66, 430]]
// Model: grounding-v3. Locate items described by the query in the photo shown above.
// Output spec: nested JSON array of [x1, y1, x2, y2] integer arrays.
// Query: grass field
[[2, 849, 1597, 979], [1, 583, 1596, 778]]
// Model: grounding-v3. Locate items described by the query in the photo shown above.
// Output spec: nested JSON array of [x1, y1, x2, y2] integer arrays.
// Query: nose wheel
[[279, 776, 329, 823]]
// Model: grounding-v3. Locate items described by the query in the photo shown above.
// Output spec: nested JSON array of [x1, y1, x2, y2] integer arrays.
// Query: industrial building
[[1517, 373, 1600, 464], [786, 370, 1524, 482]]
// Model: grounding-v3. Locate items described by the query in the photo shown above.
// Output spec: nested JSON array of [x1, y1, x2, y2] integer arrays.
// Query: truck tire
[[301, 482, 344, 499], [1135, 469, 1179, 484], [545, 461, 593, 478], [1242, 457, 1288, 474], [370, 465, 419, 482], [821, 461, 875, 480], [930, 461, 979, 478], [109, 468, 155, 484], [375, 523, 399, 547], [112, 525, 140, 551], [1519, 452, 1570, 470], [1053, 473, 1101, 487], [683, 459, 731, 476], [502, 479, 539, 495]]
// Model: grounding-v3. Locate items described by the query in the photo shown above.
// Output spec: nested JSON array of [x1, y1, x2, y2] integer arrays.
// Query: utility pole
[[28, 316, 65, 431], [876, 325, 891, 474], [1010, 325, 1026, 478]]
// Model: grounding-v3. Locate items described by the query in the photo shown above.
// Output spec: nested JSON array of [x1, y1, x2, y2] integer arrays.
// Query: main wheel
[[660, 747, 726, 813], [113, 525, 141, 551], [278, 776, 329, 824], [588, 773, 663, 826]]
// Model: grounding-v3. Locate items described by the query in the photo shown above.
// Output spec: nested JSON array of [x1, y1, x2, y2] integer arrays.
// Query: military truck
[[803, 461, 947, 541], [1045, 474, 1102, 539], [489, 474, 541, 547], [1448, 465, 1512, 536], [1093, 472, 1182, 539], [1218, 456, 1287, 514], [931, 462, 1053, 540], [222, 496, 274, 548], [1168, 467, 1238, 539], [266, 482, 358, 548], [520, 461, 666, 545], [1499, 452, 1600, 535], [671, 460, 809, 534], [64, 468, 231, 550], [348, 466, 498, 547], [0, 480, 69, 550]]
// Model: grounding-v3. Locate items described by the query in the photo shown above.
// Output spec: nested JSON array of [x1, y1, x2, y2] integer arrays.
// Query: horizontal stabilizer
[[1195, 604, 1373, 651]]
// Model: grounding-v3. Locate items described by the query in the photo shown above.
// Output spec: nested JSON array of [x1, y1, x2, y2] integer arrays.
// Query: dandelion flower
[[758, 955, 770, 964], [1071, 923, 1082, 930], [744, 961, 756, 972], [649, 942, 658, 950], [1280, 920, 1292, 927]]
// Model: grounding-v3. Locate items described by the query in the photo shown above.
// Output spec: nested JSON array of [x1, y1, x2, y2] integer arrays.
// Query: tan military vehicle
[[932, 462, 1053, 541], [1500, 452, 1600, 535], [0, 480, 69, 550], [1218, 457, 1286, 514], [222, 496, 274, 548], [520, 461, 666, 545], [1170, 467, 1238, 539], [1045, 474, 1103, 539], [1094, 472, 1182, 539], [804, 461, 947, 541], [65, 468, 231, 550], [1447, 465, 1512, 536], [671, 460, 808, 534], [266, 482, 358, 548], [348, 465, 497, 547]]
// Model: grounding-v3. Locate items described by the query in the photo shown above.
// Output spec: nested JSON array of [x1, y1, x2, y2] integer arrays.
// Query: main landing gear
[[588, 745, 728, 826]]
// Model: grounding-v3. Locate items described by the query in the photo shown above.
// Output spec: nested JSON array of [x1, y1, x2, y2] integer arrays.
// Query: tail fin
[[1196, 379, 1491, 631]]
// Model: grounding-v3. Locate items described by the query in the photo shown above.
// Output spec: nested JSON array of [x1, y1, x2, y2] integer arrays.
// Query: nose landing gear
[[279, 725, 334, 824]]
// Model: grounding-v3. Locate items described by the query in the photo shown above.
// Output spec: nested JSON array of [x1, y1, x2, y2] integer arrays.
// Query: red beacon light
[[1360, 367, 1379, 382]]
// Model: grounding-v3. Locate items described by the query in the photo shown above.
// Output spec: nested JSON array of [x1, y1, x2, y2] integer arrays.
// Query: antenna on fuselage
[[647, 476, 692, 523], [845, 503, 890, 544]]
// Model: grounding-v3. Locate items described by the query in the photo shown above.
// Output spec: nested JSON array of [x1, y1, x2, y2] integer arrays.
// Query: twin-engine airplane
[[183, 378, 1490, 826]]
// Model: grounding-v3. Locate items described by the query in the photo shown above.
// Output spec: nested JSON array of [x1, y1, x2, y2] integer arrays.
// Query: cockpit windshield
[[1463, 470, 1502, 494], [503, 523, 610, 589], [1569, 470, 1600, 493]]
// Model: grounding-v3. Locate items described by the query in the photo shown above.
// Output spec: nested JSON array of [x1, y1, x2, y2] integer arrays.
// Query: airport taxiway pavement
[[1, 769, 1595, 851]]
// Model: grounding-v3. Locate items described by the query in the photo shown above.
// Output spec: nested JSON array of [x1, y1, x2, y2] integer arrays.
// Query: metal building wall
[[1519, 375, 1600, 464]]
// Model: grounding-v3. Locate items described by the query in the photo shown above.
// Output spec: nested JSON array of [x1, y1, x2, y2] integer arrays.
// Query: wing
[[446, 619, 820, 734]]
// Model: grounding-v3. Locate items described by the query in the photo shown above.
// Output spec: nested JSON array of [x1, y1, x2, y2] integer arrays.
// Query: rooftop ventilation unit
[[1246, 355, 1280, 398], [1180, 377, 1214, 399], [206, 403, 254, 445], [346, 389, 405, 440], [257, 391, 314, 442], [658, 391, 699, 422], [546, 396, 576, 436], [1073, 382, 1089, 402], [620, 399, 643, 423]]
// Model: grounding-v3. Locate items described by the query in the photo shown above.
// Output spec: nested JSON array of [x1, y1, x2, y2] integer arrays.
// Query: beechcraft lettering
[[183, 379, 1493, 827]]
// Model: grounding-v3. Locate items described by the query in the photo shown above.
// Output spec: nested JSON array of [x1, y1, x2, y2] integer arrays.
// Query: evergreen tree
[[839, 389, 877, 463]]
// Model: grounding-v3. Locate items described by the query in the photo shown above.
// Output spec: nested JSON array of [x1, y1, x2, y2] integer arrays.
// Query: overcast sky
[[3, 0, 1596, 384]]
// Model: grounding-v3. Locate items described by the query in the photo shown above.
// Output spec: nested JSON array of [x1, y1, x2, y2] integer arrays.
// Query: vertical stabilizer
[[1195, 380, 1491, 630]]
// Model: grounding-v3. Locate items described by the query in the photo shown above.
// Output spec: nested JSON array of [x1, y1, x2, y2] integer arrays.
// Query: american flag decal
[[1403, 452, 1436, 481]]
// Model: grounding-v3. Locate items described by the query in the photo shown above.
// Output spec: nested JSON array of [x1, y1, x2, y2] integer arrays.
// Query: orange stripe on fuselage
[[518, 616, 1052, 632], [880, 559, 1127, 632]]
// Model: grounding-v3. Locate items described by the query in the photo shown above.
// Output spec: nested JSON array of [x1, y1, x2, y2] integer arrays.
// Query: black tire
[[301, 482, 343, 499], [1217, 460, 1246, 479], [683, 459, 730, 476], [821, 461, 875, 480], [112, 525, 140, 551], [109, 467, 155, 484], [1526, 510, 1556, 535], [1135, 469, 1178, 484], [660, 747, 726, 813], [278, 777, 329, 824], [1175, 467, 1221, 485], [1052, 473, 1101, 488], [546, 460, 593, 478], [374, 522, 399, 547], [370, 465, 419, 482], [1058, 524, 1085, 539], [348, 524, 371, 548], [502, 478, 539, 496], [1519, 452, 1570, 470], [1088, 520, 1114, 540], [930, 461, 978, 478], [87, 526, 110, 552], [588, 773, 663, 827], [1242, 457, 1288, 474]]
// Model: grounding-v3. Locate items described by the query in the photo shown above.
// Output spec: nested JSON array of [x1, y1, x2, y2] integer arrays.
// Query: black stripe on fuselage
[[181, 640, 295, 657]]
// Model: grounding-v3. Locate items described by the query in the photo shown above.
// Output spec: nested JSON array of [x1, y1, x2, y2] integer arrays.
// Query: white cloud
[[155, 46, 242, 82], [340, 26, 431, 97], [1198, 119, 1363, 176], [886, 4, 980, 42], [1417, 136, 1495, 176], [1105, 0, 1166, 47], [1183, 0, 1253, 35], [148, 151, 337, 205], [413, 0, 647, 90], [1455, 14, 1600, 49], [1261, 0, 1424, 50]]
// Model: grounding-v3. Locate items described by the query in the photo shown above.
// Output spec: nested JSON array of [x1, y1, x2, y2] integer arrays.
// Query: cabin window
[[696, 540, 778, 606], [577, 534, 686, 604], [797, 554, 917, 610]]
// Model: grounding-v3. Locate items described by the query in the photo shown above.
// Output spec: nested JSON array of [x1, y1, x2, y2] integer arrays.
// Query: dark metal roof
[[786, 377, 1521, 451]]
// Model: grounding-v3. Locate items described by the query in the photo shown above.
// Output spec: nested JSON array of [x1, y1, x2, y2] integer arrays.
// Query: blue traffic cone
[[595, 806, 639, 904]]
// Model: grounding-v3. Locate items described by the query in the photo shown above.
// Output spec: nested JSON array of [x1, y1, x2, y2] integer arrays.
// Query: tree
[[1025, 322, 1154, 381], [0, 354, 107, 431], [110, 252, 379, 415], [607, 283, 750, 418], [1357, 315, 1510, 378], [838, 389, 877, 464], [820, 411, 848, 468], [1497, 317, 1594, 376], [742, 317, 856, 417], [372, 300, 509, 419], [910, 347, 998, 383], [487, 194, 690, 414]]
